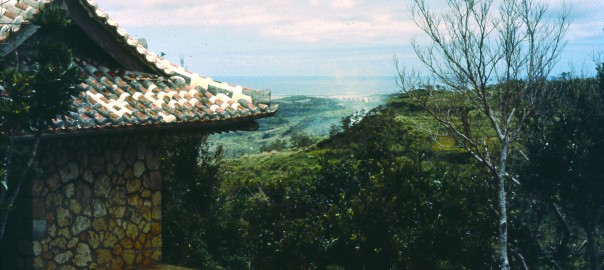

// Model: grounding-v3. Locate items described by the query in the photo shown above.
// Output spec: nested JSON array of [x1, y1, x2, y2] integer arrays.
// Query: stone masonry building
[[0, 0, 277, 269]]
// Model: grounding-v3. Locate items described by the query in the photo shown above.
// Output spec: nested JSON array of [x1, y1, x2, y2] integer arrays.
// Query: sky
[[94, 0, 603, 78]]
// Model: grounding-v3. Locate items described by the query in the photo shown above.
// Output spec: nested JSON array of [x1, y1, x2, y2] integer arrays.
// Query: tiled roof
[[1, 0, 173, 75], [0, 0, 46, 40], [1, 0, 277, 135], [78, 0, 189, 76], [48, 58, 276, 133]]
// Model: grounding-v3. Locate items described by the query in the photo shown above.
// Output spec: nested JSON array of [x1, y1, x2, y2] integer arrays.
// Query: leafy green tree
[[521, 66, 604, 270], [0, 5, 80, 241], [162, 136, 229, 269], [210, 107, 497, 269], [290, 132, 315, 149]]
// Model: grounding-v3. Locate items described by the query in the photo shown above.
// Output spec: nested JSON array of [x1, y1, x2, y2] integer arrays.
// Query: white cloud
[[567, 21, 604, 40], [263, 17, 416, 44], [332, 0, 355, 9], [95, 0, 414, 45], [92, 0, 603, 76]]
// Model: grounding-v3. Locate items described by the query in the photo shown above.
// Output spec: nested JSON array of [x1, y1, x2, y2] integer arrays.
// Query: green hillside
[[162, 73, 604, 270], [208, 95, 385, 158]]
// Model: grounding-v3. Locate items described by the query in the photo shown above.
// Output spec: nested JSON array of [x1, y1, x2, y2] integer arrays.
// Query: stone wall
[[15, 135, 162, 270]]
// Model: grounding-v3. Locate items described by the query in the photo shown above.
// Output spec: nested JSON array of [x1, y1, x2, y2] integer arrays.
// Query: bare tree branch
[[397, 0, 570, 268]]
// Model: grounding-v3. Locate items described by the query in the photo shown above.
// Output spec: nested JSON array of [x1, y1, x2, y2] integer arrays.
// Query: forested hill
[[162, 74, 604, 269], [163, 93, 492, 269]]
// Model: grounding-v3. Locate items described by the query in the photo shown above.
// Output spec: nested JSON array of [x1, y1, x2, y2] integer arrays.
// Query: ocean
[[213, 76, 401, 98]]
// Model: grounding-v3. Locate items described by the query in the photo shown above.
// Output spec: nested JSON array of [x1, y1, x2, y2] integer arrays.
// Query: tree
[[396, 0, 569, 268], [215, 107, 497, 269], [161, 135, 227, 268], [0, 5, 80, 242], [521, 66, 604, 270]]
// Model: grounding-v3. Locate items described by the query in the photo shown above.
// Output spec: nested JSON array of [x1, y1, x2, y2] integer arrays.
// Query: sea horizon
[[212, 75, 401, 99]]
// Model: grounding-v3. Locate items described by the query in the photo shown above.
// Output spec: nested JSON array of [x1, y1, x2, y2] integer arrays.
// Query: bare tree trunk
[[552, 202, 571, 268], [498, 141, 510, 270], [399, 0, 569, 268], [586, 223, 600, 270]]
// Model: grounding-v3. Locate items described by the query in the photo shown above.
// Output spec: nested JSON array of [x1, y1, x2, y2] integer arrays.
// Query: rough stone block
[[133, 160, 145, 178], [56, 208, 71, 228], [96, 249, 112, 265], [120, 237, 133, 249], [67, 237, 78, 249], [58, 162, 79, 182], [108, 218, 117, 232], [33, 241, 42, 256], [47, 224, 56, 238], [94, 174, 111, 198], [93, 200, 107, 217], [127, 195, 142, 209], [151, 192, 161, 206], [57, 227, 70, 238], [111, 257, 125, 270], [89, 231, 100, 249], [70, 199, 82, 215], [151, 249, 161, 262], [74, 242, 92, 267], [152, 206, 161, 221], [126, 177, 141, 194], [151, 223, 161, 235], [75, 182, 92, 206], [45, 261, 57, 270], [112, 245, 123, 257], [112, 226, 125, 242], [64, 183, 75, 199], [92, 218, 108, 232], [71, 216, 91, 235], [126, 223, 138, 239], [152, 235, 162, 249], [49, 237, 67, 249], [53, 251, 72, 265], [123, 250, 135, 266], [47, 173, 61, 192], [33, 256, 44, 269], [108, 186, 126, 206], [45, 192, 64, 210]]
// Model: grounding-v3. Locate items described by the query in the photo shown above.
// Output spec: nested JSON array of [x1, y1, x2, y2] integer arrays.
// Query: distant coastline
[[213, 75, 401, 98]]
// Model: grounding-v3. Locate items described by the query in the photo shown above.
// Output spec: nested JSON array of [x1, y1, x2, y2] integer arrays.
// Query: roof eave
[[13, 111, 276, 141], [0, 24, 40, 57], [65, 0, 160, 73]]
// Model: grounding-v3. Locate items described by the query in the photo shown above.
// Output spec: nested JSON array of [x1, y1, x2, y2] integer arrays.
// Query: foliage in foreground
[[161, 68, 604, 270], [163, 107, 499, 269]]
